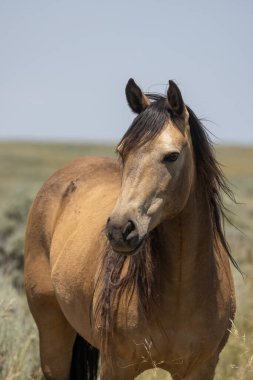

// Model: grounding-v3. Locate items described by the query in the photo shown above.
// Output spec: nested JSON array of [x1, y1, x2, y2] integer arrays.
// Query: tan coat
[[25, 79, 236, 380]]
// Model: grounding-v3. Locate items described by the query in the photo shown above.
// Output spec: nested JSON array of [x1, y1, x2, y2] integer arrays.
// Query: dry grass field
[[0, 142, 252, 380]]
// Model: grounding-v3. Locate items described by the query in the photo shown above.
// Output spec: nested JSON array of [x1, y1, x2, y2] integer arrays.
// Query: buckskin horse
[[24, 79, 237, 379]]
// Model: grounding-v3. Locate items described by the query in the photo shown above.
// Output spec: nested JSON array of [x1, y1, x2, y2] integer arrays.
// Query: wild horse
[[25, 79, 236, 379]]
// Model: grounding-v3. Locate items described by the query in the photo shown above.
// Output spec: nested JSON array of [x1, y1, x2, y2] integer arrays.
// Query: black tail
[[70, 334, 99, 380]]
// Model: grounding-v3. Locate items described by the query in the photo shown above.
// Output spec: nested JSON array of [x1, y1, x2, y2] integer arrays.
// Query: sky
[[0, 0, 253, 144]]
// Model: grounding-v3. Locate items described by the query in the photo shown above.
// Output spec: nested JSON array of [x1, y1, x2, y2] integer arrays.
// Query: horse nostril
[[107, 231, 113, 241], [122, 220, 136, 241], [106, 217, 112, 241]]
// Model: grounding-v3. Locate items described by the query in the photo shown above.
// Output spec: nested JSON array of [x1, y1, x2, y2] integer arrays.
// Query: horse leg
[[100, 356, 140, 380], [38, 300, 76, 379], [100, 367, 138, 380], [25, 247, 76, 379], [184, 354, 219, 380]]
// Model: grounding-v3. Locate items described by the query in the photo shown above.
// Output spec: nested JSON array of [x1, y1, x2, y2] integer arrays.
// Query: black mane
[[118, 95, 170, 159]]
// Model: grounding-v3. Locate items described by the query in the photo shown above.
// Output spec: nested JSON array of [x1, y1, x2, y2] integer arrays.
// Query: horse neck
[[156, 182, 215, 283]]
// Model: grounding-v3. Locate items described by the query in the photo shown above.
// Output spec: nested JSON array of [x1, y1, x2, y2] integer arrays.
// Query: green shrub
[[0, 192, 32, 287]]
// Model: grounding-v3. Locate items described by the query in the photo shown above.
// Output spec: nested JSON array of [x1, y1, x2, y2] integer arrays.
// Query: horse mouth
[[112, 239, 144, 256]]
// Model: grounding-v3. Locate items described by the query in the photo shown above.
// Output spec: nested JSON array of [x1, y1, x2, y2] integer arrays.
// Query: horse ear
[[125, 78, 151, 114], [167, 80, 185, 117]]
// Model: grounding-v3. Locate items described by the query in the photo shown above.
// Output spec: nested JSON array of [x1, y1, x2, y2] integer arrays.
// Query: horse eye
[[163, 152, 180, 163]]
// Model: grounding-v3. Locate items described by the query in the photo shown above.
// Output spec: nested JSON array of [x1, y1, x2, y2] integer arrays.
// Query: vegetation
[[0, 142, 252, 379]]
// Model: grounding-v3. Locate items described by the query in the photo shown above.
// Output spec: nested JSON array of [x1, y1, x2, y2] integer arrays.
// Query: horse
[[24, 79, 237, 380]]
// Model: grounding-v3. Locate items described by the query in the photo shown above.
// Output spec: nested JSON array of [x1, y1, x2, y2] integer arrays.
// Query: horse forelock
[[117, 95, 170, 160]]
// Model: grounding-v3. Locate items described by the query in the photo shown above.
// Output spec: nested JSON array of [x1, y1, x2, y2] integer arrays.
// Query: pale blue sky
[[0, 0, 252, 144]]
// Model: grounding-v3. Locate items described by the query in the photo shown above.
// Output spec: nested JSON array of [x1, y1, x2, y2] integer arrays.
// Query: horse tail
[[70, 334, 99, 380]]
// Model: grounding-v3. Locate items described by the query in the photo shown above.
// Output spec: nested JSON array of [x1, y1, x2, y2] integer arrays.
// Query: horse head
[[106, 79, 195, 255]]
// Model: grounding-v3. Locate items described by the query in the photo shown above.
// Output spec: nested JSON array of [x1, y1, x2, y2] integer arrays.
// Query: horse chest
[[109, 309, 224, 379], [156, 291, 229, 354], [113, 285, 230, 368]]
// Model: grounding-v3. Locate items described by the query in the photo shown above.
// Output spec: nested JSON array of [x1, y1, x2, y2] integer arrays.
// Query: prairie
[[0, 142, 252, 380]]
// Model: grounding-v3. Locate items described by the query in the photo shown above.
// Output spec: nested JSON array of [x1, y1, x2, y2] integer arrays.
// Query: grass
[[0, 142, 252, 379], [0, 272, 42, 380]]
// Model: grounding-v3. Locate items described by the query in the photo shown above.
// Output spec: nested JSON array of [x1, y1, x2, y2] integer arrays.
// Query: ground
[[0, 142, 252, 380]]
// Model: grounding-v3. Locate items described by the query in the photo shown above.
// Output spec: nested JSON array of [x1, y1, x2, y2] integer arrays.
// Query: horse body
[[25, 80, 236, 380]]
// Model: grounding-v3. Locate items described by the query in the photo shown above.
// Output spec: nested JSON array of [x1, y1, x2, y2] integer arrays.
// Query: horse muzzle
[[106, 217, 144, 255]]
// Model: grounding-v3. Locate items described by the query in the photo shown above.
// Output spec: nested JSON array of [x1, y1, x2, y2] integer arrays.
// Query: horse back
[[26, 156, 119, 252]]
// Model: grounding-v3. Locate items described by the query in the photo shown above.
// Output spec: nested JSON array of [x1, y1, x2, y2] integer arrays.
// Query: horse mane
[[94, 233, 158, 352], [94, 93, 240, 353], [185, 105, 240, 273]]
